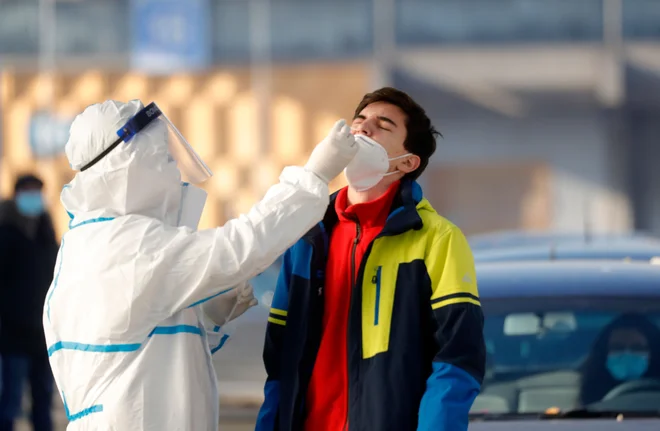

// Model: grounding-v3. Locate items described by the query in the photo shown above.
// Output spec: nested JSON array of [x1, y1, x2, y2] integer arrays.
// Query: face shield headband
[[79, 102, 213, 184]]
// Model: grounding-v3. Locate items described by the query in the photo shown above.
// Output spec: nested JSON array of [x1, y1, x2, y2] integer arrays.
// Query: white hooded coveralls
[[43, 101, 329, 430]]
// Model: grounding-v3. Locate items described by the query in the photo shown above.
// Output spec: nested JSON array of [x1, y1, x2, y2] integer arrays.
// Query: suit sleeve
[[255, 248, 293, 431], [107, 166, 327, 331], [417, 226, 486, 431]]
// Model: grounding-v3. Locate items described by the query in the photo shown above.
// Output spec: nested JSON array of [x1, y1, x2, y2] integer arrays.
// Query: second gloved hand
[[202, 282, 258, 326], [304, 119, 358, 183]]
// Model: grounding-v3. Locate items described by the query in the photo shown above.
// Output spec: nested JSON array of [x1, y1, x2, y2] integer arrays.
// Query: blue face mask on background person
[[607, 351, 649, 381], [15, 190, 45, 217]]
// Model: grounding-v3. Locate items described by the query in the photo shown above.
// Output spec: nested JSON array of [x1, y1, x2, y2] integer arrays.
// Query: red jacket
[[304, 182, 400, 431]]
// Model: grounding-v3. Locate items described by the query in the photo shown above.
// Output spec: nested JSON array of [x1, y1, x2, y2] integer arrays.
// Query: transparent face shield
[[80, 102, 213, 184]]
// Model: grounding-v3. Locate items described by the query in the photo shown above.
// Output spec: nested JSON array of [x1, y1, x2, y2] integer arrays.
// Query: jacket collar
[[303, 179, 424, 243]]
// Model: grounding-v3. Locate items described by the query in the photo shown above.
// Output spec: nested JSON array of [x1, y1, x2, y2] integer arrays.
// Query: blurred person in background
[[579, 313, 660, 405], [43, 99, 357, 430], [0, 174, 58, 431], [257, 87, 486, 431]]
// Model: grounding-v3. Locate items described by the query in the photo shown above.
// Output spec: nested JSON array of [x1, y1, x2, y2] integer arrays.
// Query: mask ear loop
[[389, 153, 413, 162], [383, 153, 414, 177]]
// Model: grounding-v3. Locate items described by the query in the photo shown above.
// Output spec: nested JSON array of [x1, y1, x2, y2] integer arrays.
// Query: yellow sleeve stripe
[[268, 309, 287, 325], [270, 308, 288, 317], [431, 293, 481, 310], [268, 316, 286, 326]]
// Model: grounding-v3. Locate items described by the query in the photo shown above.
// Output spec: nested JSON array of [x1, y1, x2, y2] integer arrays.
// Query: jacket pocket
[[362, 265, 396, 359]]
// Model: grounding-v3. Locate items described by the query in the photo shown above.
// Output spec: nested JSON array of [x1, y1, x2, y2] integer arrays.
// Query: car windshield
[[473, 298, 660, 416]]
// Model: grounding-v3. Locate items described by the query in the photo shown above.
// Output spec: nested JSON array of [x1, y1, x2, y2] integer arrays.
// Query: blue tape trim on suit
[[62, 392, 104, 422], [48, 325, 203, 357], [211, 334, 230, 354], [69, 404, 104, 422], [187, 287, 235, 308], [69, 216, 115, 230], [48, 341, 142, 357], [149, 325, 202, 336]]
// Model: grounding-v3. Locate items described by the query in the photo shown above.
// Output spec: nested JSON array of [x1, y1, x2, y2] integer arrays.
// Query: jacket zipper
[[373, 266, 381, 326], [344, 220, 361, 431]]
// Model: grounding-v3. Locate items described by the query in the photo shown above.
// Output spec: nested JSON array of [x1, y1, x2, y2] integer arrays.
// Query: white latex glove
[[202, 282, 258, 326], [304, 119, 358, 183]]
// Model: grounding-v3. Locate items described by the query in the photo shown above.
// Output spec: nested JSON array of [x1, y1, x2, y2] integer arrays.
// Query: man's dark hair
[[353, 87, 440, 181], [14, 174, 44, 195]]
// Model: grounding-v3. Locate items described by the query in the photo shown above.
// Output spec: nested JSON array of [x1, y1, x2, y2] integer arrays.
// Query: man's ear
[[397, 154, 421, 174]]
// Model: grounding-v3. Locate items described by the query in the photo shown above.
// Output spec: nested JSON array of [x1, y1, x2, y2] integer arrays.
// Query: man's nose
[[352, 121, 374, 137]]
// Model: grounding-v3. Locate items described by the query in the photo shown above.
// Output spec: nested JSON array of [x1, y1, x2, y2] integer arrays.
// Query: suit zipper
[[344, 220, 361, 431]]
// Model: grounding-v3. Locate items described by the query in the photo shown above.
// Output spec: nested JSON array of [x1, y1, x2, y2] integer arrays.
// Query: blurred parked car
[[474, 241, 660, 263], [468, 231, 659, 252], [470, 261, 660, 429]]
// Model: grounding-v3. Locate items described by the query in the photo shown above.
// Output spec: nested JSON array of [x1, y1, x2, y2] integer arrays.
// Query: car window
[[474, 304, 660, 415]]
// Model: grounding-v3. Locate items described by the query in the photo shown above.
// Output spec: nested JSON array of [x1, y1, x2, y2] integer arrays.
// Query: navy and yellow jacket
[[256, 180, 486, 431]]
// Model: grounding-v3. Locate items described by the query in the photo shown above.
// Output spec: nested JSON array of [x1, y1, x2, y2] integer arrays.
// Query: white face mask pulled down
[[344, 134, 411, 192]]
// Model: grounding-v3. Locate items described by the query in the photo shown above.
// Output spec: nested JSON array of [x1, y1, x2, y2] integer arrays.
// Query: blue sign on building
[[130, 0, 211, 73], [29, 111, 73, 159]]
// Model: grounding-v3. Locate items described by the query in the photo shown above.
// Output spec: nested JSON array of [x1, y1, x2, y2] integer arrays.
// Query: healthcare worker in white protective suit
[[43, 99, 357, 430]]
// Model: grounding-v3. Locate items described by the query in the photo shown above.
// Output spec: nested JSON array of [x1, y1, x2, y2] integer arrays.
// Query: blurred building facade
[[0, 65, 368, 237], [1, 0, 659, 237]]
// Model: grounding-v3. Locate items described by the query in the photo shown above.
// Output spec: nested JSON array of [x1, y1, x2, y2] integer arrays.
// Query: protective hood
[[61, 100, 183, 226]]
